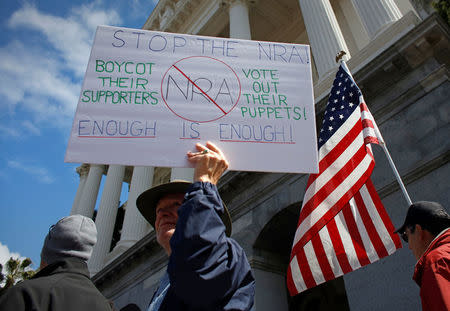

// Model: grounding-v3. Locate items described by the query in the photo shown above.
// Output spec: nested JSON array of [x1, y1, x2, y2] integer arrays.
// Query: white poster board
[[65, 26, 318, 173]]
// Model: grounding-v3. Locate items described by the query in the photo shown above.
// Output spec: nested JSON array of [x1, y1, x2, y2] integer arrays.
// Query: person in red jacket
[[395, 201, 450, 311]]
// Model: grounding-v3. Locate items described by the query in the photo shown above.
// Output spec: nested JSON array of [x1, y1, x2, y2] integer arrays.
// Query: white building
[[69, 0, 450, 310]]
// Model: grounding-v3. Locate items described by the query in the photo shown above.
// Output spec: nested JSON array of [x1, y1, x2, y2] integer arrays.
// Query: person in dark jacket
[[395, 201, 450, 311], [136, 141, 255, 311], [0, 214, 112, 311]]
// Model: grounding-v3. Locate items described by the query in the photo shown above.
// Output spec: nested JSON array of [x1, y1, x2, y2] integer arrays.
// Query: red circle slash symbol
[[161, 56, 241, 123]]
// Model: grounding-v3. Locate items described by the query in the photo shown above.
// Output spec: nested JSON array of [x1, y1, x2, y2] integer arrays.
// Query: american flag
[[287, 63, 402, 295]]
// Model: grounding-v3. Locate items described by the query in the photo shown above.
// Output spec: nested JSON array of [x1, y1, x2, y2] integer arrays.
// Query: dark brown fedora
[[136, 180, 232, 236]]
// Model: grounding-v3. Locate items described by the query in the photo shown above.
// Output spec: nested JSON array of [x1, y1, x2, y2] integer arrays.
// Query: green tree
[[433, 0, 450, 26], [0, 257, 36, 293]]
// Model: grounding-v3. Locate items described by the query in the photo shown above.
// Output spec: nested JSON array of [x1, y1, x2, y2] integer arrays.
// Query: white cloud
[[0, 119, 42, 139], [0, 43, 79, 132], [0, 3, 122, 136], [21, 121, 41, 136], [0, 125, 21, 138], [7, 160, 55, 184], [0, 40, 79, 112], [8, 3, 121, 78], [0, 242, 24, 266]]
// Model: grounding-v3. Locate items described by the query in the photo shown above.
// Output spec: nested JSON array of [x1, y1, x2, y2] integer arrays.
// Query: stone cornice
[[378, 150, 450, 200], [143, 0, 260, 34], [249, 258, 286, 276], [221, 0, 259, 7], [219, 171, 304, 221], [143, 0, 205, 32], [315, 12, 448, 112]]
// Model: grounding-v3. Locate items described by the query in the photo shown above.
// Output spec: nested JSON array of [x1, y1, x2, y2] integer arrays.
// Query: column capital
[[76, 163, 90, 177], [350, 0, 402, 38], [77, 164, 104, 218]]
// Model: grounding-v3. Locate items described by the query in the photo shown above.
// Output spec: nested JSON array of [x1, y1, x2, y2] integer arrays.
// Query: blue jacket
[[157, 182, 255, 310]]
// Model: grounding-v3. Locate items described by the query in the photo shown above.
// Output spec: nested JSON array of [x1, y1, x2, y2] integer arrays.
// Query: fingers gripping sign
[[187, 142, 229, 185]]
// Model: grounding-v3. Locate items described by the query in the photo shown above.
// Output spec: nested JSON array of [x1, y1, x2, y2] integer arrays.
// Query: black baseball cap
[[395, 201, 448, 233]]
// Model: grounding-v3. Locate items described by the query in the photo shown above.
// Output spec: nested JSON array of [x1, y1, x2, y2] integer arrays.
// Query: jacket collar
[[413, 228, 450, 286], [33, 257, 90, 280]]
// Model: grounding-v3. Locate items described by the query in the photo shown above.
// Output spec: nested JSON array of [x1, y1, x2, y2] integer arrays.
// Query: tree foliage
[[0, 257, 36, 293], [433, 0, 450, 25]]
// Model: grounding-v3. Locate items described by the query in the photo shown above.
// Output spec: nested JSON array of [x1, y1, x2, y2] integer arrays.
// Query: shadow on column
[[92, 203, 125, 252]]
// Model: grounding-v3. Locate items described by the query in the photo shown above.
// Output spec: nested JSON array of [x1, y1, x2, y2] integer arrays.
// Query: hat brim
[[394, 223, 406, 234], [136, 181, 232, 237]]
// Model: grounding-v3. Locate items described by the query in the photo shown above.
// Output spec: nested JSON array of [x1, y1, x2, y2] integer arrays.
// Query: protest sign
[[65, 25, 319, 173]]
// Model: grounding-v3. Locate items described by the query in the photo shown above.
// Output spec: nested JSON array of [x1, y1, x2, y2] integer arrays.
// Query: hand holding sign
[[187, 142, 229, 185]]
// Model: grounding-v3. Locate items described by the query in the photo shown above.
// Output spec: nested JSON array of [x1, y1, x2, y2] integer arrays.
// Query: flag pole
[[335, 51, 413, 207], [378, 143, 412, 205]]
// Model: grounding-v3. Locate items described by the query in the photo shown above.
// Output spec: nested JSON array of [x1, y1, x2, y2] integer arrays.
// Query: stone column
[[350, 0, 402, 38], [228, 0, 252, 40], [253, 268, 289, 311], [70, 164, 89, 215], [76, 164, 104, 218], [298, 0, 350, 77], [88, 165, 125, 274], [170, 167, 194, 182], [111, 166, 155, 257]]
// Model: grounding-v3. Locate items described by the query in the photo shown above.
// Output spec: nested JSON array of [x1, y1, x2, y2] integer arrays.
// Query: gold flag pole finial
[[335, 50, 347, 63]]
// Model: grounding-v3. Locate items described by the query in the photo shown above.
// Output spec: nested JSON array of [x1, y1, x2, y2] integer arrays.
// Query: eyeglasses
[[400, 231, 408, 243]]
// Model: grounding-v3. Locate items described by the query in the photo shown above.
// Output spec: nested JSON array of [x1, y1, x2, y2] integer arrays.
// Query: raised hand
[[187, 141, 229, 185]]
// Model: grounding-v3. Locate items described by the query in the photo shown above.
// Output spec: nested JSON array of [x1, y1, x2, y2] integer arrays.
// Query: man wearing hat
[[137, 142, 255, 311], [395, 201, 450, 311], [0, 215, 112, 310]]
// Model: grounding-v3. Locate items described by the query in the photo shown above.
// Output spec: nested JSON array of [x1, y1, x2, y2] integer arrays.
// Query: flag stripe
[[288, 256, 305, 294], [352, 193, 383, 262], [336, 209, 362, 271], [327, 218, 353, 274], [311, 232, 336, 282], [342, 200, 371, 266], [292, 154, 374, 252], [318, 225, 344, 277], [296, 247, 316, 289], [360, 101, 383, 144], [304, 241, 326, 285], [306, 111, 362, 188], [304, 125, 364, 202], [300, 142, 371, 224], [363, 180, 402, 251], [288, 64, 400, 295], [303, 137, 368, 213], [357, 187, 390, 258]]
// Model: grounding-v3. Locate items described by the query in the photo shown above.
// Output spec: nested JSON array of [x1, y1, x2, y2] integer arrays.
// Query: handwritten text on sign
[[65, 26, 319, 173]]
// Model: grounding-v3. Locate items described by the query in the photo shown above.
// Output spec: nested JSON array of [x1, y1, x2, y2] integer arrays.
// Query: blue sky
[[0, 0, 158, 270]]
